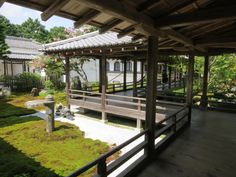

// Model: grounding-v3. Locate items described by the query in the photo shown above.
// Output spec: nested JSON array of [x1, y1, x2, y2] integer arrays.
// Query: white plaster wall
[[64, 58, 100, 83]]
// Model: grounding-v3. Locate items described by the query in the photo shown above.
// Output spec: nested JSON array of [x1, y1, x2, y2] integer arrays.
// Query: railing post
[[113, 83, 115, 92], [172, 115, 177, 133], [97, 159, 107, 177], [136, 99, 142, 130], [83, 92, 85, 101]]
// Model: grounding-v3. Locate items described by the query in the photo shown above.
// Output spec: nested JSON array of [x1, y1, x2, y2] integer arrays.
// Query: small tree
[[32, 55, 65, 89], [33, 55, 90, 90], [70, 57, 89, 87]]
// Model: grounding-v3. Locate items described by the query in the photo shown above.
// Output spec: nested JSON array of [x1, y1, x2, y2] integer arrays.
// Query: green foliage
[[20, 18, 49, 43], [0, 116, 109, 177], [0, 15, 22, 37], [44, 80, 54, 90], [0, 73, 43, 92], [0, 91, 67, 118], [0, 18, 9, 57], [33, 55, 65, 90], [208, 54, 236, 92], [48, 27, 68, 42]]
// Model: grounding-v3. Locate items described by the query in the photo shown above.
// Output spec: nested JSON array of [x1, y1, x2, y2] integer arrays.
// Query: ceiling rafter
[[74, 10, 101, 28], [136, 0, 161, 12], [157, 0, 197, 18], [0, 0, 6, 8], [41, 0, 71, 21], [99, 19, 123, 34], [117, 25, 135, 39], [156, 5, 236, 28], [75, 0, 205, 52]]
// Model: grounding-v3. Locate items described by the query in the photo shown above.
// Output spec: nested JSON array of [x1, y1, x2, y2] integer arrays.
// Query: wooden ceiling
[[2, 0, 236, 55]]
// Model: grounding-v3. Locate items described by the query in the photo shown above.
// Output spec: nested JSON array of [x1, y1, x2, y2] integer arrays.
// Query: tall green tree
[[19, 18, 49, 43], [0, 23, 9, 57], [48, 26, 68, 42], [0, 15, 22, 36]]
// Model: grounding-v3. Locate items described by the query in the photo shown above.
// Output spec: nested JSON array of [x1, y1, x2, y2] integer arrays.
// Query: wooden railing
[[66, 104, 188, 177], [86, 81, 147, 93], [69, 90, 184, 125]]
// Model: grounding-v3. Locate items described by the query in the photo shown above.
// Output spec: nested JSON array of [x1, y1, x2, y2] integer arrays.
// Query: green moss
[[0, 92, 67, 118], [0, 116, 109, 177]]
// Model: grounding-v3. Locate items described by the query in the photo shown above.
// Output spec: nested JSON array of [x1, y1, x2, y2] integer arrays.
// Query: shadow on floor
[[131, 109, 236, 177]]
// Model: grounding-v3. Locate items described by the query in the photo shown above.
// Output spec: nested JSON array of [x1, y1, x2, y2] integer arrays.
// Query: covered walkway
[[134, 109, 236, 177]]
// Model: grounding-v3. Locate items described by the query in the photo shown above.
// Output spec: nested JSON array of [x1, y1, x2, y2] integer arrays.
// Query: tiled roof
[[5, 36, 42, 60], [42, 31, 136, 52]]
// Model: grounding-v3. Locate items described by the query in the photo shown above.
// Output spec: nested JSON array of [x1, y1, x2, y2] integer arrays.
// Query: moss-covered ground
[[0, 91, 66, 118], [0, 116, 110, 177]]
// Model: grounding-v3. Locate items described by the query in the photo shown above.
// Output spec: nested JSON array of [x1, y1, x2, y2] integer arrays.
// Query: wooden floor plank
[[133, 109, 236, 177]]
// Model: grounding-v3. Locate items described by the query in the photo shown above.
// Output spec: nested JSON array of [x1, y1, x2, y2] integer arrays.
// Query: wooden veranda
[[2, 0, 236, 177]]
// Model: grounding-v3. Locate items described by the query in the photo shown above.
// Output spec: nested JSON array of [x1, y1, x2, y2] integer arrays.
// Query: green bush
[[44, 80, 54, 90], [0, 73, 43, 92]]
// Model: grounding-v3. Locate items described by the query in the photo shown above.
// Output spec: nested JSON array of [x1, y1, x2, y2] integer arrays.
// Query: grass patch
[[0, 116, 110, 177], [0, 91, 66, 118]]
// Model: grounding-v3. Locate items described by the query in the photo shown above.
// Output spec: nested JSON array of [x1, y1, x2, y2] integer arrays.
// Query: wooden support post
[[101, 54, 107, 123], [3, 58, 6, 76], [123, 59, 127, 91], [141, 60, 144, 87], [179, 68, 182, 87], [133, 59, 137, 97], [10, 59, 13, 76], [168, 65, 172, 89], [6, 61, 8, 75], [65, 56, 70, 109], [145, 36, 158, 158], [3, 58, 6, 86], [174, 68, 177, 87], [200, 55, 209, 110], [99, 58, 102, 93], [186, 54, 194, 124]]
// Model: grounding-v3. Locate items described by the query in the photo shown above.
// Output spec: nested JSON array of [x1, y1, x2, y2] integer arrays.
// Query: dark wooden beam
[[8, 0, 78, 20], [132, 34, 145, 41], [99, 19, 123, 34], [0, 0, 5, 8], [41, 0, 71, 21], [156, 5, 236, 27], [136, 0, 161, 12], [117, 26, 135, 38], [145, 36, 158, 157], [74, 10, 100, 28], [76, 0, 205, 51], [195, 35, 236, 47], [158, 0, 197, 17]]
